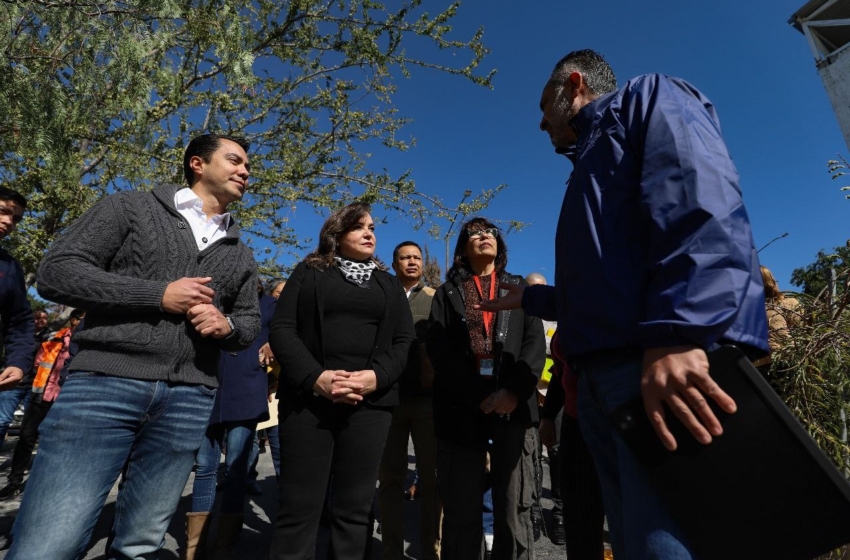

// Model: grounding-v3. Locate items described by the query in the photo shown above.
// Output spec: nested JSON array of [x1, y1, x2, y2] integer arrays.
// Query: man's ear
[[189, 155, 205, 180], [566, 71, 585, 98]]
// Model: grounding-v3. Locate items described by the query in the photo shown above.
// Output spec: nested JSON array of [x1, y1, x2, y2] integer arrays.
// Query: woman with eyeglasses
[[267, 202, 415, 559], [427, 217, 545, 560]]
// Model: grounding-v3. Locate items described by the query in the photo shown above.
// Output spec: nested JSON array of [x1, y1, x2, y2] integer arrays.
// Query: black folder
[[611, 345, 850, 560]]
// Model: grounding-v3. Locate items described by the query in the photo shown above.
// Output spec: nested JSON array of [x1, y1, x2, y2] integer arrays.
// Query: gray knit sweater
[[36, 184, 260, 387]]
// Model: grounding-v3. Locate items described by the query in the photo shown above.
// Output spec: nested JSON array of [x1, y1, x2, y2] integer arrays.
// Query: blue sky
[[280, 0, 846, 290]]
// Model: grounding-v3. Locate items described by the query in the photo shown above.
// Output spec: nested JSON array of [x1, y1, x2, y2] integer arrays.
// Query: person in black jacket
[[427, 217, 545, 560], [268, 202, 415, 560]]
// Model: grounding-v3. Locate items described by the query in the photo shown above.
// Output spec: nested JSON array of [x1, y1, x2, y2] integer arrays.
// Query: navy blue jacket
[[209, 293, 276, 424], [0, 248, 34, 371], [524, 74, 768, 358]]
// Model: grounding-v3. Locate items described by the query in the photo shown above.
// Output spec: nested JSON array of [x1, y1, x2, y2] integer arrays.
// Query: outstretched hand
[[641, 345, 737, 451], [474, 283, 524, 312]]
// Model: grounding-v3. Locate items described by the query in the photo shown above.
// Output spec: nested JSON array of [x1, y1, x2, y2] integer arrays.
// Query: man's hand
[[641, 345, 737, 451], [162, 277, 214, 314], [331, 370, 378, 405], [0, 367, 23, 391], [474, 283, 525, 312], [480, 389, 519, 416], [259, 343, 275, 366], [186, 304, 231, 338], [539, 418, 556, 449]]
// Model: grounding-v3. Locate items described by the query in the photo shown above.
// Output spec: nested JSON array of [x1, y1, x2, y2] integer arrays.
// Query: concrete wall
[[819, 48, 850, 151]]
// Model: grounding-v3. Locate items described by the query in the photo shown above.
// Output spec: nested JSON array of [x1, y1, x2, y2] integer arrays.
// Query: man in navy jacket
[[481, 50, 768, 559], [0, 188, 34, 390]]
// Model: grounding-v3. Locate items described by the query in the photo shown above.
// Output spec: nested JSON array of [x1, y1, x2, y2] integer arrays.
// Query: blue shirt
[[523, 74, 769, 358]]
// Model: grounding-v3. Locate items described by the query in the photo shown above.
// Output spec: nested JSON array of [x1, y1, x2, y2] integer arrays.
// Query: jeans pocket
[[195, 385, 217, 398]]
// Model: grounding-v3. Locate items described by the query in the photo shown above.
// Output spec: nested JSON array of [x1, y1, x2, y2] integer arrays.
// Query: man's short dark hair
[[549, 49, 617, 96], [70, 308, 85, 320], [0, 187, 27, 209], [183, 134, 250, 186], [393, 241, 422, 262]]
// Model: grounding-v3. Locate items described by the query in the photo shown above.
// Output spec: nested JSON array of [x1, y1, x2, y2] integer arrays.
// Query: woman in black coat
[[427, 217, 545, 560], [268, 202, 415, 559]]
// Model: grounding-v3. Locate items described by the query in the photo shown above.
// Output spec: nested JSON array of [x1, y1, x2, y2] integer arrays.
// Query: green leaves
[[0, 0, 497, 278]]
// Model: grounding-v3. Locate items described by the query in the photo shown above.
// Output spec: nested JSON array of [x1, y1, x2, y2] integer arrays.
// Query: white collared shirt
[[174, 188, 231, 251]]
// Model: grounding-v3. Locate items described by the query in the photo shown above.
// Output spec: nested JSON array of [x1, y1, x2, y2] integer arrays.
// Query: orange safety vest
[[32, 327, 72, 391]]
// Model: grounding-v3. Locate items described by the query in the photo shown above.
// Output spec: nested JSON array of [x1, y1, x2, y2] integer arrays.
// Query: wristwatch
[[225, 315, 236, 335]]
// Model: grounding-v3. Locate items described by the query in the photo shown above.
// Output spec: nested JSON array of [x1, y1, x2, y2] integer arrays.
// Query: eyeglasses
[[468, 227, 499, 240]]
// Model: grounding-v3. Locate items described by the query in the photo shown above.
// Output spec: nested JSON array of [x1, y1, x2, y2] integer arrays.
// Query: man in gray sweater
[[7, 134, 261, 560]]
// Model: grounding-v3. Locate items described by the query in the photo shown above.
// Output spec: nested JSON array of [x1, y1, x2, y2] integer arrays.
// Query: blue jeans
[[482, 487, 494, 536], [7, 372, 215, 560], [0, 385, 31, 445], [576, 354, 692, 560], [192, 420, 257, 514]]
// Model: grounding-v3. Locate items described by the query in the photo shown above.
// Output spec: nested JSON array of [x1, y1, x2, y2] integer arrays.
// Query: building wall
[[819, 48, 850, 151]]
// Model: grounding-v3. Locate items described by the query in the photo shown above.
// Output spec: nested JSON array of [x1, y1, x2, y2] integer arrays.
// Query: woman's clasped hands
[[314, 369, 378, 404]]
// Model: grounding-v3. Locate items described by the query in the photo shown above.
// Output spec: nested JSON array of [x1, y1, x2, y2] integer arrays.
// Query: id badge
[[477, 355, 495, 378]]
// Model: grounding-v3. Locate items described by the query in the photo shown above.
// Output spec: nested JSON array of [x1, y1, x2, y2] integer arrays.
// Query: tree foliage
[[790, 240, 850, 297], [1, 0, 498, 279], [769, 278, 850, 473]]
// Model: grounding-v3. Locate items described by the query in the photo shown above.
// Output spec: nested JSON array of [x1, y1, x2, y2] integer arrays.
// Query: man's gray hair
[[549, 49, 617, 96]]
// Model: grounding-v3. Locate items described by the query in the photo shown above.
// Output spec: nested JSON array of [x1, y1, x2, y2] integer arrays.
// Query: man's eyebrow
[[226, 152, 250, 171]]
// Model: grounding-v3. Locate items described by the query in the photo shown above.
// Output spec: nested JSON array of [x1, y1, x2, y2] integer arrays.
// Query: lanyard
[[472, 271, 497, 341]]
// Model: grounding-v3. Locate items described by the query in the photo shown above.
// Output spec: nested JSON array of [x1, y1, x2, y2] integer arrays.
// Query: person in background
[[523, 272, 562, 546], [268, 202, 414, 559], [254, 278, 286, 481], [0, 308, 43, 447], [0, 309, 85, 500], [760, 265, 801, 356], [184, 279, 276, 560], [0, 187, 36, 446], [427, 217, 544, 560], [379, 241, 440, 560], [539, 330, 605, 559]]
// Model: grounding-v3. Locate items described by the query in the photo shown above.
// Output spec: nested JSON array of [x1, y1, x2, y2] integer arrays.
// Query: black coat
[[269, 261, 415, 408], [427, 271, 545, 446]]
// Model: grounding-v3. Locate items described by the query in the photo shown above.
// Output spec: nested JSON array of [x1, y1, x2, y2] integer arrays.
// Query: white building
[[791, 0, 850, 151]]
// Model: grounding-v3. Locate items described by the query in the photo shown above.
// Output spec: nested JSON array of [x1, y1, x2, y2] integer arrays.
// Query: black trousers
[[269, 396, 391, 560], [548, 409, 564, 523], [437, 421, 536, 560], [9, 393, 52, 486], [560, 413, 605, 560]]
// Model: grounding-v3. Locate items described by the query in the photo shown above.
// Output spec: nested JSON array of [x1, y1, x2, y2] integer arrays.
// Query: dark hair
[[70, 308, 85, 320], [33, 309, 48, 317], [266, 278, 287, 294], [0, 187, 27, 209], [447, 217, 508, 280], [303, 202, 383, 270], [549, 49, 617, 96], [183, 134, 250, 186], [392, 241, 421, 262]]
